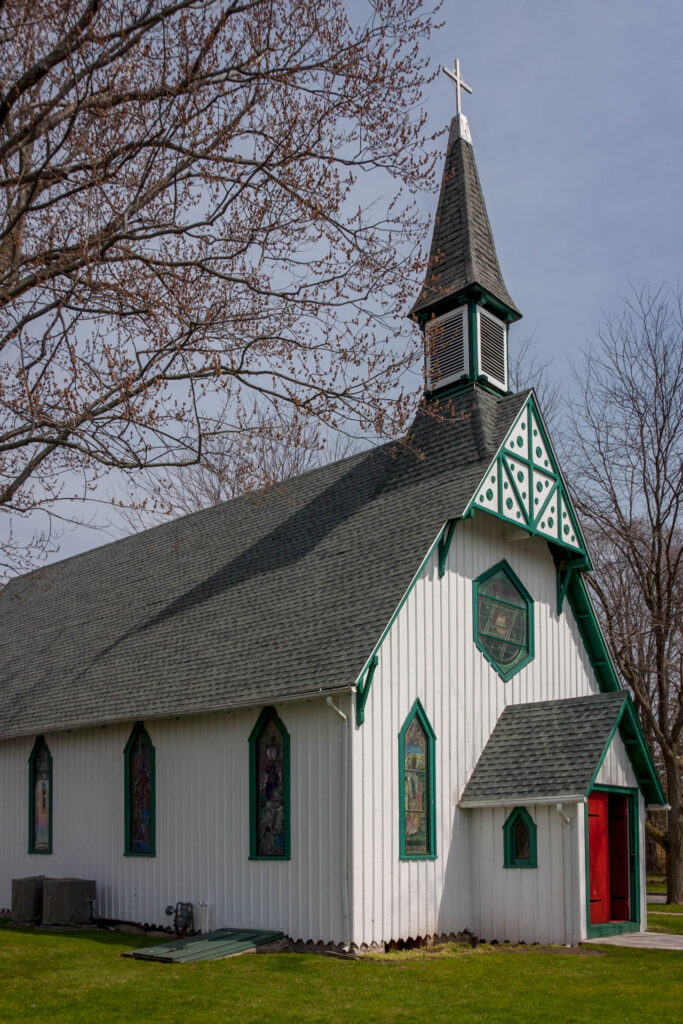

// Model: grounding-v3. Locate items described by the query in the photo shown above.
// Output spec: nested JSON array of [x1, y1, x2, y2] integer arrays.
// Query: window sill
[[399, 853, 438, 862]]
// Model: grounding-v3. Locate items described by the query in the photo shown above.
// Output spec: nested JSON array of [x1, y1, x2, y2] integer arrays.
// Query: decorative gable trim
[[465, 393, 590, 561], [589, 695, 665, 806]]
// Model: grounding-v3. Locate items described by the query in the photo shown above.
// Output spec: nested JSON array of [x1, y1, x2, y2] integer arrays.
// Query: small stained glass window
[[404, 718, 428, 854], [474, 563, 533, 679], [125, 723, 155, 856], [400, 701, 436, 859], [515, 820, 530, 861], [30, 738, 51, 853], [250, 709, 289, 859], [503, 807, 537, 868]]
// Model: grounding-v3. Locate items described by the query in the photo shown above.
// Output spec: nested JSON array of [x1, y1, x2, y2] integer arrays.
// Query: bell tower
[[411, 60, 522, 396]]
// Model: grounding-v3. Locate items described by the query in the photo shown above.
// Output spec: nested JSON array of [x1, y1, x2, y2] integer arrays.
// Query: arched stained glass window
[[503, 807, 537, 868], [473, 561, 534, 680], [29, 736, 52, 854], [249, 708, 290, 859], [399, 700, 436, 860], [124, 722, 155, 856]]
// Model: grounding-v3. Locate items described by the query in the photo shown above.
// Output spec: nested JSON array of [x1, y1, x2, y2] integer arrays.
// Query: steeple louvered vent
[[478, 309, 507, 390], [426, 308, 468, 390]]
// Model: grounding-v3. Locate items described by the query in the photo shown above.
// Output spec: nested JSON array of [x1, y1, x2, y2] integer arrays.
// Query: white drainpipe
[[555, 802, 575, 946], [327, 696, 351, 951]]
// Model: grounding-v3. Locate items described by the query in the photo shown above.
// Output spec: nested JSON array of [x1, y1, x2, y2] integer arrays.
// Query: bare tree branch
[[565, 284, 683, 902]]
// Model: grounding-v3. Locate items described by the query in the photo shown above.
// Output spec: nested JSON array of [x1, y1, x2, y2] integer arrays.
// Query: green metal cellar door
[[124, 927, 285, 963]]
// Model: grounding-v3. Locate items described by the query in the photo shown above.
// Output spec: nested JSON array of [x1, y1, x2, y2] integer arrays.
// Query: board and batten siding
[[351, 511, 603, 947], [0, 698, 349, 943], [469, 802, 583, 945]]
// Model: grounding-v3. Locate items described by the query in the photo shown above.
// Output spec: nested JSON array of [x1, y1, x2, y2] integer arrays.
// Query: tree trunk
[[665, 759, 683, 904]]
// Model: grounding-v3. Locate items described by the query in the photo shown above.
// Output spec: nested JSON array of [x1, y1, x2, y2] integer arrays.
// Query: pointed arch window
[[399, 700, 436, 860], [124, 722, 155, 856], [503, 807, 537, 868], [28, 736, 52, 854], [249, 708, 290, 860]]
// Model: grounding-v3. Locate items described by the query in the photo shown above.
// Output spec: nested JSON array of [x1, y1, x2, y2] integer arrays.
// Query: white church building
[[0, 72, 664, 948]]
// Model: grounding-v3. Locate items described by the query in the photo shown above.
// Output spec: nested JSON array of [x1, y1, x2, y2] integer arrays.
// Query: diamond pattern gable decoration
[[467, 395, 588, 559]]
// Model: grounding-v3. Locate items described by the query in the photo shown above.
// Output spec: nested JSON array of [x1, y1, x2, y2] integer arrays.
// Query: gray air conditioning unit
[[425, 308, 468, 391]]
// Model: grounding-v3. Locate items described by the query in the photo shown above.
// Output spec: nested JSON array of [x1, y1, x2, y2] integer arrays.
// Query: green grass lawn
[[648, 911, 683, 935], [647, 874, 667, 893], [1, 924, 681, 1024]]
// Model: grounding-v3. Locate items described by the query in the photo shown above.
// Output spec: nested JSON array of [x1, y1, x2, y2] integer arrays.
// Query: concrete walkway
[[584, 931, 683, 950], [647, 893, 667, 904]]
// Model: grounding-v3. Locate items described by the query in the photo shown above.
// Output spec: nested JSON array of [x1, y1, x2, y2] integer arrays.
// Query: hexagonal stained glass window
[[474, 562, 534, 680]]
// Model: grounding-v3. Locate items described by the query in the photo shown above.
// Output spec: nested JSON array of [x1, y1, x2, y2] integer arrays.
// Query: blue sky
[[418, 0, 683, 377], [12, 0, 683, 565]]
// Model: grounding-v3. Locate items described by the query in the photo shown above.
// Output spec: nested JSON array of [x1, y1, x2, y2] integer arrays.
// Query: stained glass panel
[[129, 728, 153, 854], [514, 820, 530, 861], [477, 569, 529, 671], [32, 742, 50, 852], [403, 716, 428, 855], [256, 715, 285, 857]]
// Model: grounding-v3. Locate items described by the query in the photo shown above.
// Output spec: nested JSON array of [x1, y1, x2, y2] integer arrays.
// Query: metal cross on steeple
[[443, 58, 472, 117]]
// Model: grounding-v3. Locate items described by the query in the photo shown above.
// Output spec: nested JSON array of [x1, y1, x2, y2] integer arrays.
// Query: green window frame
[[249, 707, 291, 861], [28, 736, 52, 854], [124, 722, 156, 857], [399, 699, 437, 860], [503, 806, 537, 868], [473, 560, 534, 681]]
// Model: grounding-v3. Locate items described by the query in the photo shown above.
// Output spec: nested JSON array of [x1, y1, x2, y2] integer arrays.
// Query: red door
[[608, 795, 630, 920], [588, 792, 610, 924]]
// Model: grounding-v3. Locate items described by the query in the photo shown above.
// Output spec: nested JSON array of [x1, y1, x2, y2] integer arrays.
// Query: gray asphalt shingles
[[411, 117, 520, 319], [0, 388, 529, 739], [459, 691, 628, 804]]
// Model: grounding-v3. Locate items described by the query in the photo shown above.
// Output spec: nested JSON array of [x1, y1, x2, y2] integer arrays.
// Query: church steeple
[[411, 61, 521, 396]]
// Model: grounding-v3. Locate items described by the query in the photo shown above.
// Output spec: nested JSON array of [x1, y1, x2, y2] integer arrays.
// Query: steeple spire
[[411, 61, 521, 396]]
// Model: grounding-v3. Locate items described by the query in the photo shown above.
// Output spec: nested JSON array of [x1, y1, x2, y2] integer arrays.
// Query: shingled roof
[[410, 116, 520, 321], [0, 388, 528, 740], [459, 692, 665, 806]]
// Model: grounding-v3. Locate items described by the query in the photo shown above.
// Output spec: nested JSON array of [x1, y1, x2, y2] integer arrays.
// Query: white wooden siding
[[595, 731, 639, 789], [469, 802, 582, 945], [0, 698, 349, 943], [351, 511, 603, 946]]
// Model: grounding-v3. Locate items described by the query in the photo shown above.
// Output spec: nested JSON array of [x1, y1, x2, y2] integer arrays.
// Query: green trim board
[[437, 520, 457, 578], [248, 706, 291, 861], [356, 655, 378, 727], [473, 560, 535, 681], [123, 721, 156, 857], [399, 699, 437, 860], [465, 393, 590, 561], [583, 786, 641, 940], [556, 556, 587, 615], [28, 735, 52, 855], [503, 807, 537, 868], [562, 566, 620, 694]]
